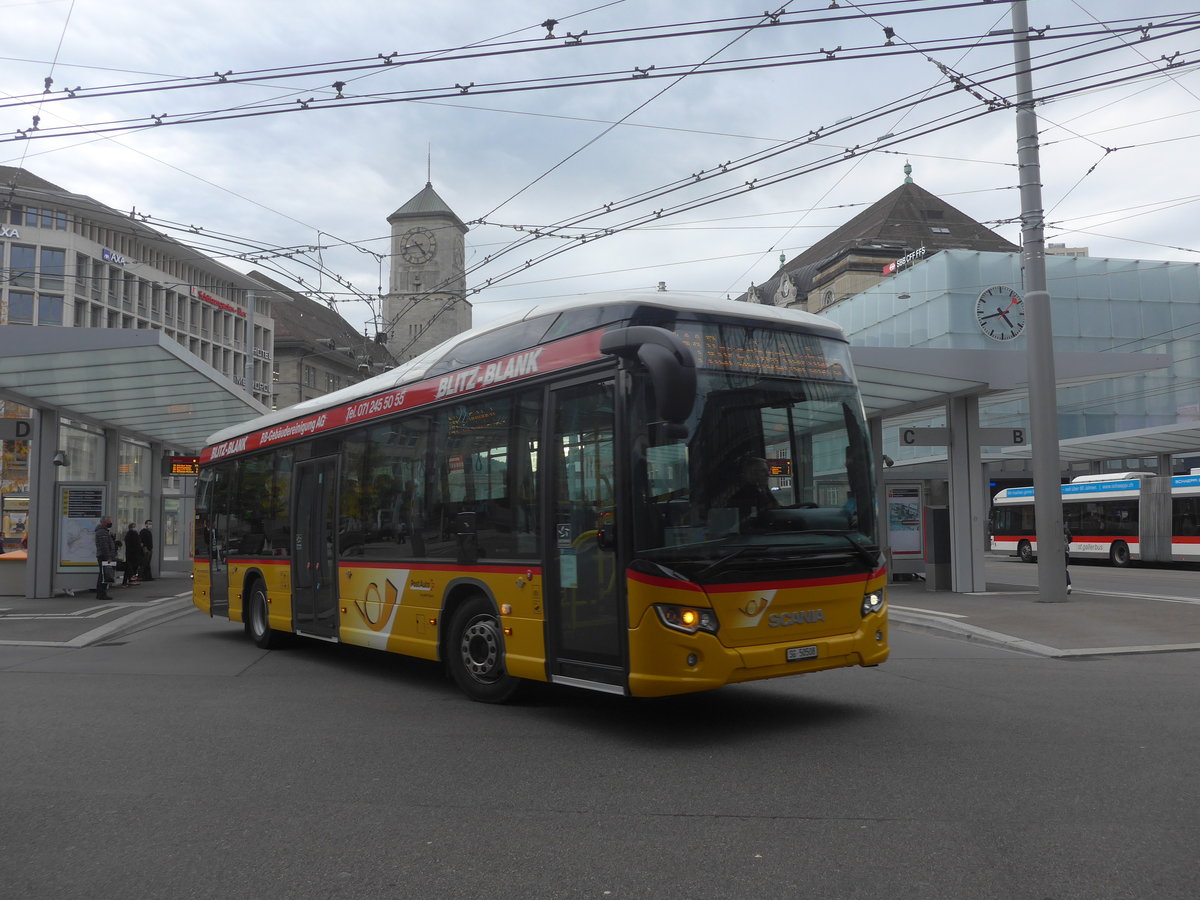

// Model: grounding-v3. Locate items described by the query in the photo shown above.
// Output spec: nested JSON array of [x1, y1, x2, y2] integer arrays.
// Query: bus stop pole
[[1012, 1, 1067, 602]]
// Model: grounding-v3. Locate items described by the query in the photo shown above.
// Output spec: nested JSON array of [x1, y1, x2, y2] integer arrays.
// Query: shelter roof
[[0, 326, 266, 452], [1004, 422, 1200, 463]]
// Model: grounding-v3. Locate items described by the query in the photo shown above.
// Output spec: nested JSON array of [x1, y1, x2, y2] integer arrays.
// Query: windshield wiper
[[693, 547, 754, 580], [803, 530, 881, 569]]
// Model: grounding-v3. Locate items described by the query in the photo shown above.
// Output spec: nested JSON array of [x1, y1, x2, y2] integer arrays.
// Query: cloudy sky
[[4, 1, 1199, 335]]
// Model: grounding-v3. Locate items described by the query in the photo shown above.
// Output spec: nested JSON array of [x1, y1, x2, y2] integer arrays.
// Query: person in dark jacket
[[94, 516, 117, 600], [139, 519, 154, 581], [122, 523, 142, 586]]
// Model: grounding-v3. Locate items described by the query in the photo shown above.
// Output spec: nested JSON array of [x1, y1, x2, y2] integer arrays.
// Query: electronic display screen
[[673, 322, 853, 382]]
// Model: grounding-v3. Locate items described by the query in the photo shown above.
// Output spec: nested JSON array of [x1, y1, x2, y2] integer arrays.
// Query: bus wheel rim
[[460, 616, 501, 683], [251, 595, 266, 637]]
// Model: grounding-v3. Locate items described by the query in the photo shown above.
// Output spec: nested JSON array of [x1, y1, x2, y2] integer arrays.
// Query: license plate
[[786, 645, 818, 662]]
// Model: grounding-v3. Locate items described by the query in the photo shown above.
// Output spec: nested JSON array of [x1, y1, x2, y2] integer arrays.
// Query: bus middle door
[[546, 380, 626, 694], [291, 456, 339, 640]]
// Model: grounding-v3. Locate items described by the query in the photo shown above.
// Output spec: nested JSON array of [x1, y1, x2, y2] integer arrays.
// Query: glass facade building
[[823, 249, 1200, 456]]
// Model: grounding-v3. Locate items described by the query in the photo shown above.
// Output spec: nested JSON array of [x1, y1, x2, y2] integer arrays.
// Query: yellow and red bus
[[193, 292, 888, 701]]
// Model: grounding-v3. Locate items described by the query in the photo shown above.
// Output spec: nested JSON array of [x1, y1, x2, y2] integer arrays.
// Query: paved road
[[2, 606, 1196, 899]]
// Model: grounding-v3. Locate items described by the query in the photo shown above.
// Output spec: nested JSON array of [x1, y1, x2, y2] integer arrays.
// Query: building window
[[7, 291, 34, 324], [9, 245, 35, 288], [40, 248, 66, 291], [931, 226, 950, 234], [58, 419, 105, 483], [303, 365, 316, 388], [39, 296, 64, 326], [74, 253, 89, 296]]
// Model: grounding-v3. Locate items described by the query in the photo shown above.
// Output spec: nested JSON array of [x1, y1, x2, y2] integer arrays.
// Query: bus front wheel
[[246, 581, 282, 649], [1109, 541, 1131, 568], [447, 595, 523, 703], [1018, 540, 1035, 563]]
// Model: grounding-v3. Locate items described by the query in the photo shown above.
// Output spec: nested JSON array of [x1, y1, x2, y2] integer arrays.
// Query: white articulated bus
[[990, 471, 1200, 566]]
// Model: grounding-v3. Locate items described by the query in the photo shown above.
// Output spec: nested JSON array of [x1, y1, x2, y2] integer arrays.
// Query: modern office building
[[0, 165, 276, 404]]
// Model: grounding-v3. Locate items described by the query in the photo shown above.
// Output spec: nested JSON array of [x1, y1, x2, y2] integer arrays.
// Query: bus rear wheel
[[1018, 540, 1035, 563], [247, 581, 282, 649], [1109, 541, 1131, 568], [447, 595, 523, 704]]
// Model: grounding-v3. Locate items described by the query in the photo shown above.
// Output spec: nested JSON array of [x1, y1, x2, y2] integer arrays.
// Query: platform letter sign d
[[0, 419, 32, 440]]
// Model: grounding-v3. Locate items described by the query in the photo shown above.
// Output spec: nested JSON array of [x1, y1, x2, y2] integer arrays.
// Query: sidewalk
[[887, 579, 1200, 657], [0, 571, 195, 648]]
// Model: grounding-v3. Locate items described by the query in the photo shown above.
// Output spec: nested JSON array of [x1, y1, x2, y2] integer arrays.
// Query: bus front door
[[292, 457, 339, 640], [547, 380, 625, 693]]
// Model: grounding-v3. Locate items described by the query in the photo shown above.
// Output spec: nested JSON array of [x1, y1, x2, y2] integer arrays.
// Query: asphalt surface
[[2, 566, 1197, 658]]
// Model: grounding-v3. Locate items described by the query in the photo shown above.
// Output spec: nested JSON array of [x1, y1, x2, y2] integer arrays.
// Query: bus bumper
[[626, 611, 889, 698]]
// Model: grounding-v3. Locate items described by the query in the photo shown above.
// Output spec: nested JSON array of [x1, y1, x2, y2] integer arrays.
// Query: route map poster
[[887, 484, 923, 558], [57, 483, 107, 573]]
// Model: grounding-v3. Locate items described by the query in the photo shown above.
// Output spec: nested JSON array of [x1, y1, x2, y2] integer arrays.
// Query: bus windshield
[[631, 325, 876, 581]]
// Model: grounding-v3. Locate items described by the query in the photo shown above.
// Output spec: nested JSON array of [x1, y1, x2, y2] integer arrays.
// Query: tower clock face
[[975, 285, 1025, 341], [400, 227, 437, 265]]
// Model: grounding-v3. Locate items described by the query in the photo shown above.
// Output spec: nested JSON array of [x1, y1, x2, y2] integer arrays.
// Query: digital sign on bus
[[673, 323, 852, 382]]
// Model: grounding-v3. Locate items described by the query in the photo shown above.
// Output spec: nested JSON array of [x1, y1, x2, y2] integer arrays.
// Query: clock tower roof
[[388, 182, 468, 232]]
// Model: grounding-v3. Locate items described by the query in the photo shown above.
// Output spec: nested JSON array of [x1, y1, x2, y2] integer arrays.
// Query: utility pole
[[1012, 0, 1067, 602]]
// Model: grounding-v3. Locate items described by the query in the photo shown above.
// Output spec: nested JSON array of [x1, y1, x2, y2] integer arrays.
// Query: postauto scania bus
[[193, 292, 888, 701]]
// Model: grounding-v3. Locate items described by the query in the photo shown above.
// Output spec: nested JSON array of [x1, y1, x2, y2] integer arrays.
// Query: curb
[[889, 609, 1200, 659], [0, 595, 201, 649], [70, 595, 195, 647]]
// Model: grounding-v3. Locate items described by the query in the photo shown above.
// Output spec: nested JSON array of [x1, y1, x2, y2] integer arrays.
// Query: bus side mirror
[[600, 325, 696, 425]]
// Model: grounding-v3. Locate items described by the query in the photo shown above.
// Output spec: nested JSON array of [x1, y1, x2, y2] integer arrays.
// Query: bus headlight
[[654, 604, 719, 635], [861, 591, 885, 617]]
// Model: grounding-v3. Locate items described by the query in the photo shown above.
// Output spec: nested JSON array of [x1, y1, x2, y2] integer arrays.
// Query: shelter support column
[[946, 395, 987, 592], [26, 408, 59, 599], [149, 441, 163, 575]]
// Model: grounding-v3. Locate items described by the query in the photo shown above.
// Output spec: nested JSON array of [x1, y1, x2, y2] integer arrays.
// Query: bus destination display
[[674, 324, 851, 381]]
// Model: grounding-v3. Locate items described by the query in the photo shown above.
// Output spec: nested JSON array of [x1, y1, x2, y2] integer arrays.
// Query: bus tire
[[1017, 540, 1035, 563], [246, 580, 282, 649], [1109, 541, 1131, 568], [447, 594, 523, 704]]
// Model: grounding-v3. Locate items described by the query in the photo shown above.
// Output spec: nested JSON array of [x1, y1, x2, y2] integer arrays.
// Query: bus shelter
[[0, 326, 266, 599], [849, 346, 1170, 593]]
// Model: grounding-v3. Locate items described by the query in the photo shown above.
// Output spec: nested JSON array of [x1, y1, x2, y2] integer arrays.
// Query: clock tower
[[382, 182, 470, 363]]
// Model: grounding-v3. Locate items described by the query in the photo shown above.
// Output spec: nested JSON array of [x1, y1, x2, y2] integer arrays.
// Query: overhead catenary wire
[[7, 15, 1199, 144]]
